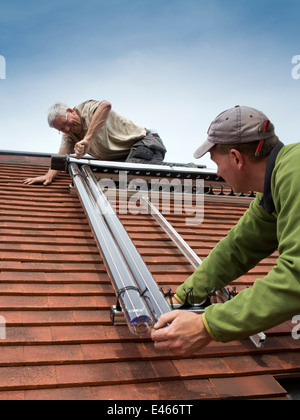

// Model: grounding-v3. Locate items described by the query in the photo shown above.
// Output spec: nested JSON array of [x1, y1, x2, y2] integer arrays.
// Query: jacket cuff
[[174, 294, 183, 304], [202, 312, 219, 342]]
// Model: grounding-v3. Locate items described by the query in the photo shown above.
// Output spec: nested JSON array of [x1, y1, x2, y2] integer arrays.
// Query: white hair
[[47, 102, 69, 127]]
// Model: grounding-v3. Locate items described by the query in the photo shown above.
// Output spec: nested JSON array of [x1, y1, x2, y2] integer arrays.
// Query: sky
[[0, 0, 300, 169]]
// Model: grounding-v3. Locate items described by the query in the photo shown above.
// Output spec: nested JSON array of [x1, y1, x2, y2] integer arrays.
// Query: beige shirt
[[60, 100, 147, 160]]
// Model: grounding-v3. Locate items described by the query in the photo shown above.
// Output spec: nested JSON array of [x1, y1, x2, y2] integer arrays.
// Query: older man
[[152, 105, 300, 356], [24, 99, 167, 186]]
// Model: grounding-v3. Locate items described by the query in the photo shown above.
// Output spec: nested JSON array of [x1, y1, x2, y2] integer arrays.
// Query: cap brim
[[193, 139, 214, 159]]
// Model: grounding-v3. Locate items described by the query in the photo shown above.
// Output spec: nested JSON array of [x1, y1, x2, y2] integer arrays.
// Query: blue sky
[[0, 0, 299, 168]]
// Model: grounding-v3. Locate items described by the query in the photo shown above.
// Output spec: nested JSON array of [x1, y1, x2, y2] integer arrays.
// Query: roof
[[0, 152, 299, 400]]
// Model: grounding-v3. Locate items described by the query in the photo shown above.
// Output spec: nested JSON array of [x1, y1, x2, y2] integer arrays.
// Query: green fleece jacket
[[176, 142, 300, 343]]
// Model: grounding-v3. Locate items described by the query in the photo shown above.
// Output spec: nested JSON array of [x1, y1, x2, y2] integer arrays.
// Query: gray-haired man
[[24, 99, 167, 186]]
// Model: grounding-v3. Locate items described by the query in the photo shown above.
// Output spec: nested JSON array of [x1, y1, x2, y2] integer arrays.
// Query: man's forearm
[[46, 168, 59, 180], [84, 101, 112, 144]]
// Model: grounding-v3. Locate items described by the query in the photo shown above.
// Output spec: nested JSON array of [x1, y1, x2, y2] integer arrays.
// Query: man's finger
[[153, 310, 180, 330], [151, 311, 182, 343], [25, 179, 34, 185], [23, 178, 33, 184]]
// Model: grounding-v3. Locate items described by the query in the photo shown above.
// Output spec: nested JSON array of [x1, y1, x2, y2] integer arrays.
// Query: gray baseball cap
[[194, 105, 275, 159]]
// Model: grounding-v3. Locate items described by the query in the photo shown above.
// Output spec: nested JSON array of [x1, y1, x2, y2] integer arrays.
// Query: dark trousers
[[125, 132, 167, 165]]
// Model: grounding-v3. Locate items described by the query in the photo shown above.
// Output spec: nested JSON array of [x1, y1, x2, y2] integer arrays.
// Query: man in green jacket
[[151, 105, 300, 355]]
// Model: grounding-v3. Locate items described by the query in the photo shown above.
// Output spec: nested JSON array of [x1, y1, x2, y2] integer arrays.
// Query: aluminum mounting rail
[[140, 196, 202, 271], [141, 196, 266, 348], [51, 154, 221, 181]]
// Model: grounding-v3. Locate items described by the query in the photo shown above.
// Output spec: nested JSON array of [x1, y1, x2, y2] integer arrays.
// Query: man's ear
[[230, 149, 245, 170]]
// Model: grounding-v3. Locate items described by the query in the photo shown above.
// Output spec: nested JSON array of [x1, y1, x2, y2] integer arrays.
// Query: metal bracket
[[250, 332, 267, 348], [110, 305, 127, 326], [160, 286, 216, 315]]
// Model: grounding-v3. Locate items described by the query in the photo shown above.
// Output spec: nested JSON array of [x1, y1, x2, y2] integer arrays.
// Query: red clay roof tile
[[0, 153, 299, 400], [210, 375, 287, 400]]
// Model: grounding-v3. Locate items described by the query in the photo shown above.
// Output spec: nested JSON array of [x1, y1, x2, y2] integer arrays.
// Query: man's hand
[[74, 139, 91, 159], [151, 311, 213, 356], [23, 150, 66, 187], [23, 174, 54, 186]]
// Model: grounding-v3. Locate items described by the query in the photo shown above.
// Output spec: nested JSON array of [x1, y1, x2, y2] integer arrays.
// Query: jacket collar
[[259, 141, 284, 213]]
